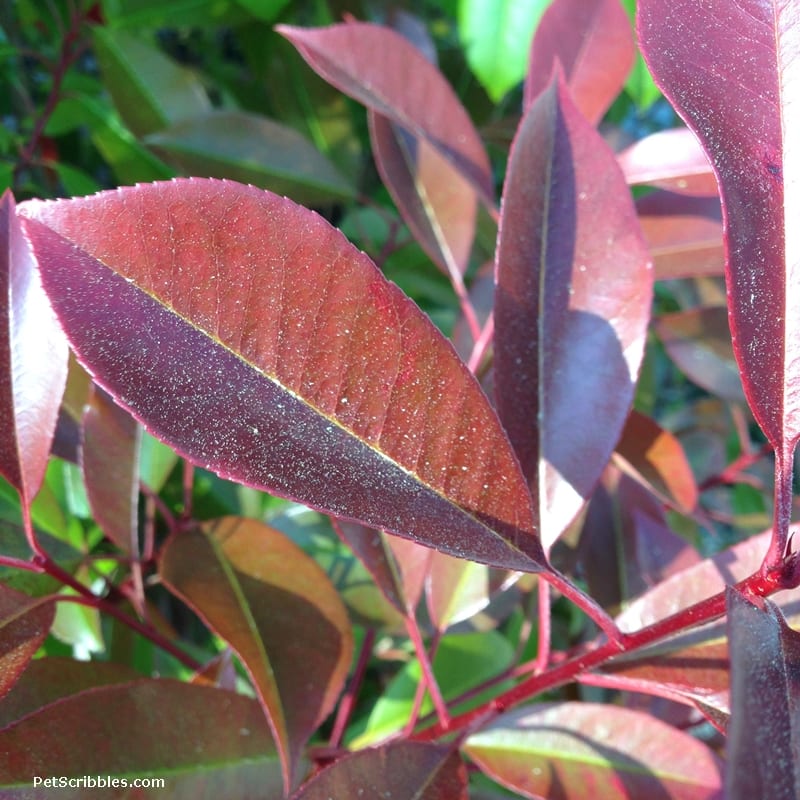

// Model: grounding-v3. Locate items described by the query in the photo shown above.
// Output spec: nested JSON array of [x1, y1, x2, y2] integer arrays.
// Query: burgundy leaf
[[635, 191, 724, 280], [20, 179, 545, 573], [277, 22, 493, 203], [525, 0, 635, 125], [0, 680, 283, 796], [0, 585, 55, 701], [494, 73, 652, 549], [0, 656, 141, 728], [617, 128, 718, 195], [613, 408, 698, 513], [159, 517, 352, 788], [464, 702, 723, 799], [369, 111, 478, 277], [653, 307, 744, 403], [291, 742, 468, 800], [81, 384, 141, 553], [638, 0, 800, 557], [0, 190, 68, 505], [726, 587, 800, 799]]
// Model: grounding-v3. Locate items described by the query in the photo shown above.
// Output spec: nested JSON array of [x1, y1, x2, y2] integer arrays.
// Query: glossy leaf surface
[[726, 588, 800, 799], [464, 702, 723, 799], [459, 0, 548, 103], [160, 516, 352, 786], [277, 23, 493, 202], [525, 0, 635, 125], [0, 680, 283, 798], [613, 409, 698, 513], [0, 191, 68, 504], [369, 111, 477, 277], [147, 110, 355, 205], [617, 128, 717, 195], [21, 179, 545, 573], [81, 385, 141, 553], [494, 74, 652, 549], [0, 585, 54, 700], [292, 741, 467, 800], [635, 191, 724, 280], [638, 0, 800, 549]]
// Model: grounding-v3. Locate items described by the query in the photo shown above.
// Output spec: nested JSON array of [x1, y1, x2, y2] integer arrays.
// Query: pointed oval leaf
[[617, 128, 718, 195], [635, 190, 724, 280], [92, 27, 211, 138], [0, 586, 55, 700], [613, 409, 698, 513], [147, 110, 355, 205], [494, 74, 653, 549], [726, 588, 800, 800], [159, 517, 352, 787], [81, 385, 141, 553], [292, 741, 468, 800], [0, 680, 283, 798], [459, 0, 549, 103], [277, 22, 493, 203], [0, 191, 68, 504], [525, 0, 635, 125], [21, 179, 545, 573], [369, 111, 478, 276], [464, 702, 723, 799], [638, 1, 800, 490]]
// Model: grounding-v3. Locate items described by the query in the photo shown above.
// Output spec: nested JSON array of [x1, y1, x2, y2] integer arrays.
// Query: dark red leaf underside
[[0, 190, 68, 504], [159, 517, 352, 788], [525, 0, 635, 125], [20, 180, 545, 573], [277, 22, 493, 203], [726, 588, 800, 800], [81, 385, 141, 553], [291, 741, 468, 800], [494, 73, 652, 549], [638, 0, 800, 555]]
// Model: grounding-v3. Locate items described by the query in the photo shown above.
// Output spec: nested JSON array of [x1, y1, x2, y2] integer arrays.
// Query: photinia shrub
[[1, 0, 798, 797]]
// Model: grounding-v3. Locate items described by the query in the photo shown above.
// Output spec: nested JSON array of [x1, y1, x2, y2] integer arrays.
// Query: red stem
[[405, 616, 450, 731], [328, 627, 376, 749]]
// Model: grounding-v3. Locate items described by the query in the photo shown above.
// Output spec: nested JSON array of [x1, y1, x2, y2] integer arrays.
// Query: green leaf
[[458, 0, 549, 102], [354, 630, 515, 746], [93, 27, 211, 137], [234, 0, 291, 23]]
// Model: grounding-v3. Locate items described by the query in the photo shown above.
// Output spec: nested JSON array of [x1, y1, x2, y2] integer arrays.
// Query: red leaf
[[159, 517, 352, 788], [653, 307, 745, 403], [464, 702, 723, 799], [0, 190, 68, 505], [613, 409, 698, 513], [20, 179, 545, 573], [369, 111, 478, 277], [277, 22, 493, 203], [81, 385, 141, 553], [494, 73, 652, 549], [726, 588, 800, 798], [617, 128, 718, 195], [635, 191, 724, 280], [0, 585, 55, 701], [525, 0, 635, 125], [638, 0, 800, 555], [0, 680, 282, 795], [291, 742, 468, 800]]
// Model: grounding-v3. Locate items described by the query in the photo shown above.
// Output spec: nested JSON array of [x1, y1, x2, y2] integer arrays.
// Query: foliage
[[1, 0, 798, 798]]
